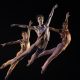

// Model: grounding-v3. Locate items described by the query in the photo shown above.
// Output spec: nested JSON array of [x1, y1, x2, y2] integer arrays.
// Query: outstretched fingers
[[66, 12, 70, 19]]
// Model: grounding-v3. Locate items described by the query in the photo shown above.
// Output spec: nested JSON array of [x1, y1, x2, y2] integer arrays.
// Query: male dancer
[[10, 4, 58, 67]]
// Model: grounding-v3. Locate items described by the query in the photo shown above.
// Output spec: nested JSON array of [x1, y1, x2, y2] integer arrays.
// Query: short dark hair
[[36, 15, 44, 20]]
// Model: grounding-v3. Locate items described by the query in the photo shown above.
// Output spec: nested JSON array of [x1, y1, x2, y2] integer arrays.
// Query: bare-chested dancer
[[37, 12, 71, 74], [0, 21, 31, 80], [10, 4, 58, 67]]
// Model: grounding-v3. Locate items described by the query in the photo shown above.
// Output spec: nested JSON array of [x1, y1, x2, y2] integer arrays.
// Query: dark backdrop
[[0, 0, 80, 80]]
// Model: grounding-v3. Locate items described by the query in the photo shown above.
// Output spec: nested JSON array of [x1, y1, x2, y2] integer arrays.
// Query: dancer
[[37, 12, 71, 74], [10, 4, 58, 67], [0, 21, 31, 80]]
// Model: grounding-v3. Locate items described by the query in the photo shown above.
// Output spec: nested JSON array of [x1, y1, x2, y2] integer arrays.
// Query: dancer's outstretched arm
[[11, 20, 37, 31], [0, 40, 21, 47], [46, 4, 58, 27], [11, 24, 27, 28], [62, 12, 70, 29], [49, 27, 61, 33], [65, 12, 70, 24]]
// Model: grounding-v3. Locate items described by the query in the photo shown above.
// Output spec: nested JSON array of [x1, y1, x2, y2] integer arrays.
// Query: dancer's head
[[37, 15, 44, 26], [62, 22, 68, 30], [21, 31, 28, 40]]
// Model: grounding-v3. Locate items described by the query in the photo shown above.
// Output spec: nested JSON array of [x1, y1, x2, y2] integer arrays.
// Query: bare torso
[[61, 29, 71, 51], [35, 25, 50, 49], [17, 39, 30, 56]]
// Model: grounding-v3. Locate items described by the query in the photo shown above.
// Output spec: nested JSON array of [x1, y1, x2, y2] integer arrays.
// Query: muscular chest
[[37, 25, 46, 35]]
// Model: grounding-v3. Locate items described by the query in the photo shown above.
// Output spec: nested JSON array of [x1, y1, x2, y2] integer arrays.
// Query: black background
[[0, 0, 80, 80]]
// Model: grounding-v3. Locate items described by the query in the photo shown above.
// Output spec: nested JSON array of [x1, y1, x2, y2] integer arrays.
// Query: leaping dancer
[[0, 21, 32, 80], [10, 4, 58, 67], [37, 12, 71, 74]]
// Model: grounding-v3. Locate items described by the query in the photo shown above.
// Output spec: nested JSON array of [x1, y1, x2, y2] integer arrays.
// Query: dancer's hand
[[29, 20, 33, 26], [1, 43, 6, 47]]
